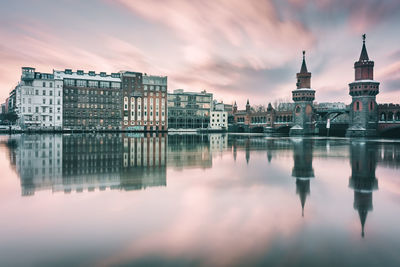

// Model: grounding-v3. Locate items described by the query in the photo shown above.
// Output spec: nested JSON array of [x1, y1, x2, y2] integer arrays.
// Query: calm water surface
[[0, 134, 399, 267]]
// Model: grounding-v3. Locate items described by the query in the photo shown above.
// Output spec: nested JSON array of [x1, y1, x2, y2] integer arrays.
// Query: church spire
[[300, 50, 308, 73], [359, 34, 369, 61], [296, 50, 312, 89]]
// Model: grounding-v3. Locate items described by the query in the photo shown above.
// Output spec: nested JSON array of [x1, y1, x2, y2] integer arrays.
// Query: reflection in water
[[6, 134, 231, 196], [2, 134, 400, 266], [9, 134, 170, 195], [349, 141, 379, 238], [292, 138, 314, 217]]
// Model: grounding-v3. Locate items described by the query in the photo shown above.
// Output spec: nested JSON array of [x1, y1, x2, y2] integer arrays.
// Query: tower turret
[[296, 51, 312, 89], [246, 99, 251, 113], [290, 51, 316, 136], [346, 34, 380, 137]]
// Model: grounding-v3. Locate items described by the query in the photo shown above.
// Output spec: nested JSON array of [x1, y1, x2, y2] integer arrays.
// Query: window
[[88, 81, 98, 88], [356, 102, 360, 111], [43, 82, 46, 87], [77, 80, 87, 87]]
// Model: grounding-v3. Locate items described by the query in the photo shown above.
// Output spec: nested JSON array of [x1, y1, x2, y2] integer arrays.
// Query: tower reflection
[[349, 141, 378, 237], [291, 138, 314, 217]]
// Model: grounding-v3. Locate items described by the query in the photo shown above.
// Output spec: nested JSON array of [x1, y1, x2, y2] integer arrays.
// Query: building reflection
[[167, 134, 212, 169], [15, 135, 63, 196], [9, 134, 168, 196], [62, 134, 122, 193], [349, 142, 378, 238], [291, 138, 314, 217], [121, 134, 166, 190]]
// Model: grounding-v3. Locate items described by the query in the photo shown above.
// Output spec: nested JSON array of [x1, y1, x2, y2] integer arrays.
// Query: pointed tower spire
[[295, 50, 312, 89], [246, 99, 251, 112], [300, 50, 308, 73], [359, 34, 369, 61]]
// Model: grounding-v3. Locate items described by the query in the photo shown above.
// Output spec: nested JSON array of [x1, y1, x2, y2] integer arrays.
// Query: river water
[[0, 134, 399, 266]]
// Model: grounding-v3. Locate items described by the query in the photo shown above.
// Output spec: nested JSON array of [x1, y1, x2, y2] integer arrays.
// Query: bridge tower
[[289, 51, 316, 136], [346, 34, 380, 137]]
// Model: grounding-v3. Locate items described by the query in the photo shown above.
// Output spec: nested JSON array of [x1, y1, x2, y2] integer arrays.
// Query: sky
[[0, 0, 399, 108]]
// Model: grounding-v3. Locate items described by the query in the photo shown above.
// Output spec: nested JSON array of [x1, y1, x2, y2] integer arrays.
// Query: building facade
[[210, 110, 228, 130], [290, 51, 316, 136], [15, 67, 63, 129], [167, 89, 213, 130], [346, 35, 380, 137], [55, 69, 122, 130], [141, 74, 168, 131]]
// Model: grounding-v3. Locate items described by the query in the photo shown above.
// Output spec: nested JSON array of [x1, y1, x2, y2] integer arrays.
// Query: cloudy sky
[[0, 0, 399, 107]]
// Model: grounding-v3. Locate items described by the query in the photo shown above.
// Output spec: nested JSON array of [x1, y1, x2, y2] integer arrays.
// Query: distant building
[[214, 101, 233, 112], [232, 101, 293, 131], [54, 69, 122, 130], [15, 67, 63, 129], [167, 89, 213, 130], [210, 110, 228, 130]]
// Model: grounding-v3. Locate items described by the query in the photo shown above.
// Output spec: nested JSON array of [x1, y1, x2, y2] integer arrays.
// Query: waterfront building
[[14, 67, 63, 129], [55, 69, 122, 130], [214, 101, 234, 127], [167, 89, 213, 130], [289, 51, 316, 136], [120, 71, 143, 130], [346, 35, 380, 137], [210, 110, 228, 130], [141, 74, 168, 131], [214, 101, 233, 113]]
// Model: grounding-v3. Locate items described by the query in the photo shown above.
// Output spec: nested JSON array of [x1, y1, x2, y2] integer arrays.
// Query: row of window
[[64, 79, 121, 89], [22, 106, 61, 114], [64, 88, 120, 95], [23, 88, 62, 96]]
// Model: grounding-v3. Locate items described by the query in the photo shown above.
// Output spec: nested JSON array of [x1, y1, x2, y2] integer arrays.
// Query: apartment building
[[15, 67, 63, 129], [54, 69, 122, 130]]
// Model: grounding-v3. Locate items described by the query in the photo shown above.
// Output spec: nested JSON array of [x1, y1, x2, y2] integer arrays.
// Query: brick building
[[55, 69, 122, 130]]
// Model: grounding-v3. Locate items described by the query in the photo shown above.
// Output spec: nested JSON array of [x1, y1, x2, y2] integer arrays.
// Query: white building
[[210, 110, 228, 130], [15, 67, 63, 129]]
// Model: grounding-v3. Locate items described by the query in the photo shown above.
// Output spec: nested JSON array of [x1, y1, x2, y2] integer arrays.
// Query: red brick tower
[[290, 51, 316, 136], [346, 34, 380, 137]]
